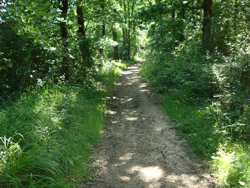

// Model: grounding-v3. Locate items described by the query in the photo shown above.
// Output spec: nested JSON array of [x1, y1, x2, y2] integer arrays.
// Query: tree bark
[[113, 28, 119, 60], [59, 0, 69, 80], [77, 4, 91, 68], [202, 0, 213, 50], [132, 21, 137, 56], [127, 28, 131, 60], [99, 0, 105, 56], [101, 0, 106, 36], [77, 6, 86, 37], [126, 0, 135, 60], [234, 0, 238, 30], [171, 10, 175, 19], [122, 29, 127, 46], [102, 24, 106, 36], [178, 5, 185, 42], [123, 1, 129, 59]]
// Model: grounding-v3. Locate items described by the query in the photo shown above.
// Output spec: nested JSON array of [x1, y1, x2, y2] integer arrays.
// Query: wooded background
[[0, 0, 249, 187]]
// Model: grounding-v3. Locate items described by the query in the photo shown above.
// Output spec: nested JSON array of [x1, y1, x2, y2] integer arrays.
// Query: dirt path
[[85, 63, 215, 188]]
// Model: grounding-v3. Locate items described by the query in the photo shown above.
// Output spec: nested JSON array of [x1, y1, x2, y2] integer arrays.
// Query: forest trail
[[85, 62, 215, 188]]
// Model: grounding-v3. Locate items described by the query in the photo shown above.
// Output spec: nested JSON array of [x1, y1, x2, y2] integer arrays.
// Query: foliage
[[97, 59, 134, 87], [141, 48, 216, 103], [0, 0, 141, 101], [0, 23, 56, 98], [211, 144, 250, 187], [139, 0, 250, 187], [209, 50, 250, 140], [0, 0, 139, 186], [162, 93, 250, 187], [1, 0, 249, 187]]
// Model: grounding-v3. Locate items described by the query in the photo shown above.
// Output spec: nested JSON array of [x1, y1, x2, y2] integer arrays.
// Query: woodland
[[0, 0, 249, 187]]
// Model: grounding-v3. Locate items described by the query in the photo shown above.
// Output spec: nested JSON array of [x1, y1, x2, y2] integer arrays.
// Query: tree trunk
[[122, 29, 128, 59], [127, 29, 131, 60], [101, 0, 105, 36], [126, 0, 135, 60], [122, 29, 127, 46], [77, 6, 86, 37], [132, 22, 137, 56], [99, 0, 105, 56], [77, 4, 91, 68], [178, 5, 185, 42], [122, 1, 129, 60], [171, 10, 175, 19], [113, 28, 119, 60], [102, 24, 106, 36], [59, 0, 69, 81], [60, 0, 68, 39], [234, 0, 238, 30], [202, 0, 213, 50]]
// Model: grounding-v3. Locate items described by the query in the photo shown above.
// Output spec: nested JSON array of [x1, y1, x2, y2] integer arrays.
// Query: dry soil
[[85, 63, 215, 188]]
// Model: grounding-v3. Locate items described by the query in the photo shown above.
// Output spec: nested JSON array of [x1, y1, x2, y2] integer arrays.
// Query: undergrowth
[[0, 85, 107, 188], [162, 95, 220, 159], [140, 47, 250, 187], [0, 60, 132, 187]]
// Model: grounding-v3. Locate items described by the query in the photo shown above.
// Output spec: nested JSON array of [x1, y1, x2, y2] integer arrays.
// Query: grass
[[162, 95, 250, 188], [0, 60, 133, 187], [0, 85, 105, 187], [97, 59, 134, 88], [160, 95, 250, 188], [162, 95, 220, 159], [211, 144, 250, 187]]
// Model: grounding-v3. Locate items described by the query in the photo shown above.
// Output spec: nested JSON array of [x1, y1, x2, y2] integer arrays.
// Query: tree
[[202, 0, 213, 50], [113, 26, 119, 60], [77, 1, 91, 68], [59, 0, 70, 80]]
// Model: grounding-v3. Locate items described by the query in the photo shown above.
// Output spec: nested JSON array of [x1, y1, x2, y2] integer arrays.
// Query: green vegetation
[[142, 56, 250, 187], [162, 94, 250, 187], [1, 0, 249, 187], [0, 85, 105, 187], [211, 144, 250, 187], [139, 0, 249, 187], [0, 60, 131, 187], [1, 0, 138, 186], [161, 95, 220, 158], [0, 0, 140, 101]]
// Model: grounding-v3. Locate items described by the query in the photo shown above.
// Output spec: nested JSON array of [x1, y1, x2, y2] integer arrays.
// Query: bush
[[141, 46, 217, 103], [0, 23, 57, 99], [211, 51, 250, 140]]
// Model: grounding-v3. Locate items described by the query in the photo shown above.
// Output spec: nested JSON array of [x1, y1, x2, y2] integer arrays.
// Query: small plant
[[211, 144, 250, 187], [0, 136, 22, 173]]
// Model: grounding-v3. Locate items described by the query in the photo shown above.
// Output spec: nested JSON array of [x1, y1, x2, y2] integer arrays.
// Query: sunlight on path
[[86, 62, 215, 188]]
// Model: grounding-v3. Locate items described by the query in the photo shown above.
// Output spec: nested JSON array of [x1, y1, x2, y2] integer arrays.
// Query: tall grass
[[162, 95, 220, 159], [0, 60, 132, 187], [0, 85, 106, 187]]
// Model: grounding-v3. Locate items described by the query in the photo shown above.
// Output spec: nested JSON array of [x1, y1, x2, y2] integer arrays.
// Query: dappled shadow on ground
[[86, 63, 214, 188]]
